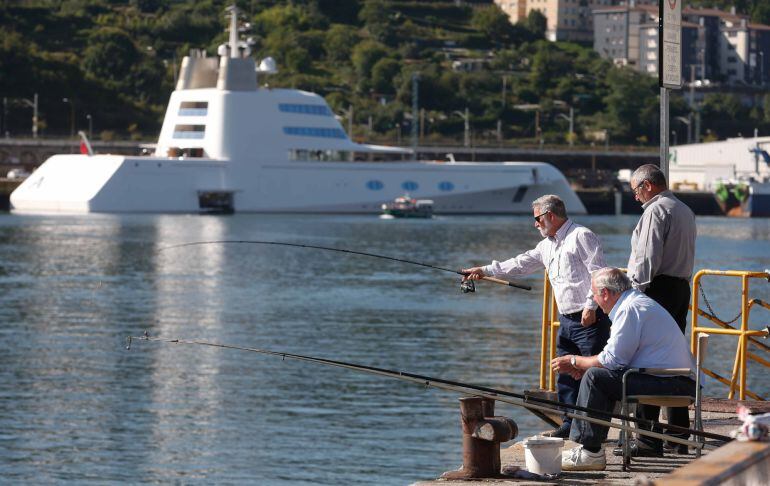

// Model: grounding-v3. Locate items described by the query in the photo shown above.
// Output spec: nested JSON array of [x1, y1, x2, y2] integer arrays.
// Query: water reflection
[[0, 213, 768, 484]]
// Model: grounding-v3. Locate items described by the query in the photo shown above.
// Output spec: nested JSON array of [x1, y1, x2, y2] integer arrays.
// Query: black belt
[[653, 274, 689, 284]]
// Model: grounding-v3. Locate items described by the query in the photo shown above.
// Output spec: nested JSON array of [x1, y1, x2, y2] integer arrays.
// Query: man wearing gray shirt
[[627, 164, 696, 452], [627, 163, 696, 333]]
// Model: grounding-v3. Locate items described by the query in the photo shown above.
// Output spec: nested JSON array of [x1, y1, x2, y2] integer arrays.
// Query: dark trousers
[[569, 367, 696, 449], [644, 275, 692, 437], [557, 309, 611, 427]]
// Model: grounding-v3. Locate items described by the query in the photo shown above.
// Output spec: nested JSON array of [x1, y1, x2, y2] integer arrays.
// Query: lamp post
[[86, 114, 93, 139], [19, 93, 39, 139], [556, 106, 575, 146], [62, 97, 75, 140], [675, 115, 692, 144], [453, 108, 470, 147]]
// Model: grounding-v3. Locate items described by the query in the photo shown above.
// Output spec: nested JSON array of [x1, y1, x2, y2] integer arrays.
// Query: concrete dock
[[413, 401, 770, 485]]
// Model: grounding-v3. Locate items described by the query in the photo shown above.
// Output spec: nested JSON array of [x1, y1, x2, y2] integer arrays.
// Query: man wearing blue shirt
[[550, 267, 696, 471]]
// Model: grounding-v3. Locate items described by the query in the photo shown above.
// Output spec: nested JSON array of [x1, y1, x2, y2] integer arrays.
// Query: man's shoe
[[611, 439, 663, 457], [543, 422, 571, 439], [561, 445, 606, 471], [663, 440, 689, 455]]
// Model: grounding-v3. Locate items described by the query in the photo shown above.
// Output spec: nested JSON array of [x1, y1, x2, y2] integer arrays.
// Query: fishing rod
[[158, 240, 532, 292], [126, 332, 730, 448]]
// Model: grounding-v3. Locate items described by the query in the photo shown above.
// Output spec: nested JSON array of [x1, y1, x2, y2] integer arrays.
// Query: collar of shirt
[[548, 219, 574, 244], [641, 189, 673, 210], [609, 288, 635, 321]]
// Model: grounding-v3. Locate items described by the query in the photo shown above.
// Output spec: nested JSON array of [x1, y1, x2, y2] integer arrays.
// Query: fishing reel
[[460, 279, 475, 293]]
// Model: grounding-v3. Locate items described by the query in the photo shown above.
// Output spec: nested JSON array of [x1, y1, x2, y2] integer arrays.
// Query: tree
[[471, 6, 514, 42], [359, 0, 394, 44], [525, 10, 547, 39], [601, 67, 658, 141], [325, 24, 359, 62], [370, 58, 400, 94], [82, 27, 139, 84], [351, 40, 388, 90]]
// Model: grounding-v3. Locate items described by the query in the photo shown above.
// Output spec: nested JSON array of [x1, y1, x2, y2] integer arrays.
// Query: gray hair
[[531, 194, 567, 219], [592, 267, 632, 294], [631, 164, 667, 188]]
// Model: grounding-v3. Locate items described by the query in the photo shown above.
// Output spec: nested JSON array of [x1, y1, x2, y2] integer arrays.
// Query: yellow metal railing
[[691, 270, 770, 401], [538, 269, 770, 399], [539, 271, 559, 392]]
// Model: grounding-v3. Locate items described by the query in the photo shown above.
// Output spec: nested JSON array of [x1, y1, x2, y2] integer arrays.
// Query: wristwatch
[[570, 355, 577, 368]]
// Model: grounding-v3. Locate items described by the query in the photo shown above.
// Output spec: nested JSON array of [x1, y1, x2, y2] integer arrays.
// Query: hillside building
[[592, 5, 770, 86], [495, 0, 616, 42]]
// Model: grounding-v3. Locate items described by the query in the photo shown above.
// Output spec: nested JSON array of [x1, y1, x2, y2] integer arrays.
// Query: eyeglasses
[[534, 210, 549, 223], [631, 180, 648, 195]]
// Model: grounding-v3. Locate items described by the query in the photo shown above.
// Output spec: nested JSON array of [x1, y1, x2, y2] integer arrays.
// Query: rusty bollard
[[441, 397, 518, 479]]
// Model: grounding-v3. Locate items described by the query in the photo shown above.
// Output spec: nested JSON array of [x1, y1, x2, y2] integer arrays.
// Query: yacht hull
[[10, 154, 586, 215]]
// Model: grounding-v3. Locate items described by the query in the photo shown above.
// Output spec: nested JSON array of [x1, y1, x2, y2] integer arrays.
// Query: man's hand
[[551, 355, 573, 374], [581, 308, 597, 327], [551, 355, 585, 380], [461, 267, 485, 282]]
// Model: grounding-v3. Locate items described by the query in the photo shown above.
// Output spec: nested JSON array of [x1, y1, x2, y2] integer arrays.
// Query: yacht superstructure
[[11, 6, 585, 215]]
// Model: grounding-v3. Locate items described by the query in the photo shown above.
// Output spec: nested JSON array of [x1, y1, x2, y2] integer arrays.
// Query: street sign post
[[659, 0, 682, 180], [660, 0, 682, 88]]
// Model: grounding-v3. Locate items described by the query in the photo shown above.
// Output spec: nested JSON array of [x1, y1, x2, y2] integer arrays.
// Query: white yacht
[[11, 6, 585, 215]]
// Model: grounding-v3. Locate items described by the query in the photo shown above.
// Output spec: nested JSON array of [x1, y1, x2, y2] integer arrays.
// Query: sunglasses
[[534, 210, 549, 223]]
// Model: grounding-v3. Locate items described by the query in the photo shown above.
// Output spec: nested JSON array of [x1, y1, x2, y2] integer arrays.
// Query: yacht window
[[289, 149, 350, 161], [179, 102, 208, 116], [173, 124, 206, 139], [279, 104, 332, 116], [283, 127, 346, 139]]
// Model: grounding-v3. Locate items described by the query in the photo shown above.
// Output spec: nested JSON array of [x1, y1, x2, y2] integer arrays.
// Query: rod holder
[[441, 397, 518, 479]]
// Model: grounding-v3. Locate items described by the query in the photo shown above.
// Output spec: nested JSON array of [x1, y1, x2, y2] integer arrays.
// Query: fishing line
[[158, 240, 532, 292], [127, 332, 730, 447]]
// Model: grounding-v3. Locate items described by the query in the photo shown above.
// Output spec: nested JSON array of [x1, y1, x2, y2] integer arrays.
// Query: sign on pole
[[660, 0, 682, 88]]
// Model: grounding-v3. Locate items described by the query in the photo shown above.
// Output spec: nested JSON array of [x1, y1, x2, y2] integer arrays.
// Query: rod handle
[[481, 276, 531, 291]]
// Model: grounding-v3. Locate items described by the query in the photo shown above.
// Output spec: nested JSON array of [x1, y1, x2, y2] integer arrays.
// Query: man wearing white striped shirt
[[462, 194, 610, 438]]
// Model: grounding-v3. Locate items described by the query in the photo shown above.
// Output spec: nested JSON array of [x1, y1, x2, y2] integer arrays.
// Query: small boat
[[381, 196, 434, 218]]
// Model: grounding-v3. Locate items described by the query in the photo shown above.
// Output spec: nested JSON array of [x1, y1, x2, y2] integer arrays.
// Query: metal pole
[[348, 105, 353, 140], [32, 93, 38, 139], [411, 73, 419, 150], [660, 87, 669, 180], [464, 107, 470, 148]]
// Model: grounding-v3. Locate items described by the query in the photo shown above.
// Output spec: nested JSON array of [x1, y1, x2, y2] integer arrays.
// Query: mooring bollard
[[441, 397, 518, 479]]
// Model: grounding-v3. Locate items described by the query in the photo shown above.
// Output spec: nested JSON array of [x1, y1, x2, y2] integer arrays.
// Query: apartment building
[[592, 5, 770, 86], [495, 0, 616, 42]]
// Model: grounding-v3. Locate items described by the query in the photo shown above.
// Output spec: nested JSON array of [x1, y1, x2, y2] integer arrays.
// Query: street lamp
[[19, 93, 39, 139], [556, 106, 575, 146], [675, 115, 691, 144], [86, 114, 93, 139], [62, 97, 75, 141], [453, 107, 470, 147]]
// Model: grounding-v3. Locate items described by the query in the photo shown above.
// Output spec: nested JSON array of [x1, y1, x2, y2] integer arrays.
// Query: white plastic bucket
[[523, 436, 564, 475]]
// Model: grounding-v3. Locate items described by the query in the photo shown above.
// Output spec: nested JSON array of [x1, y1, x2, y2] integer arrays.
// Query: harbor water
[[1, 213, 768, 484]]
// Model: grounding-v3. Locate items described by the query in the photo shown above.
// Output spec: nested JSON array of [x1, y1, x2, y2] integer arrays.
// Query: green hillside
[[1, 0, 768, 145]]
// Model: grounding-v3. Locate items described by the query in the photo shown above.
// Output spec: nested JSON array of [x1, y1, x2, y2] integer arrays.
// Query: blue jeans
[[556, 309, 611, 427], [569, 367, 696, 449]]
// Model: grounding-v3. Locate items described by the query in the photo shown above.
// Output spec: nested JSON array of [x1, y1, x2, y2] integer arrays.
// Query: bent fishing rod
[[158, 240, 532, 292], [126, 333, 729, 449]]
